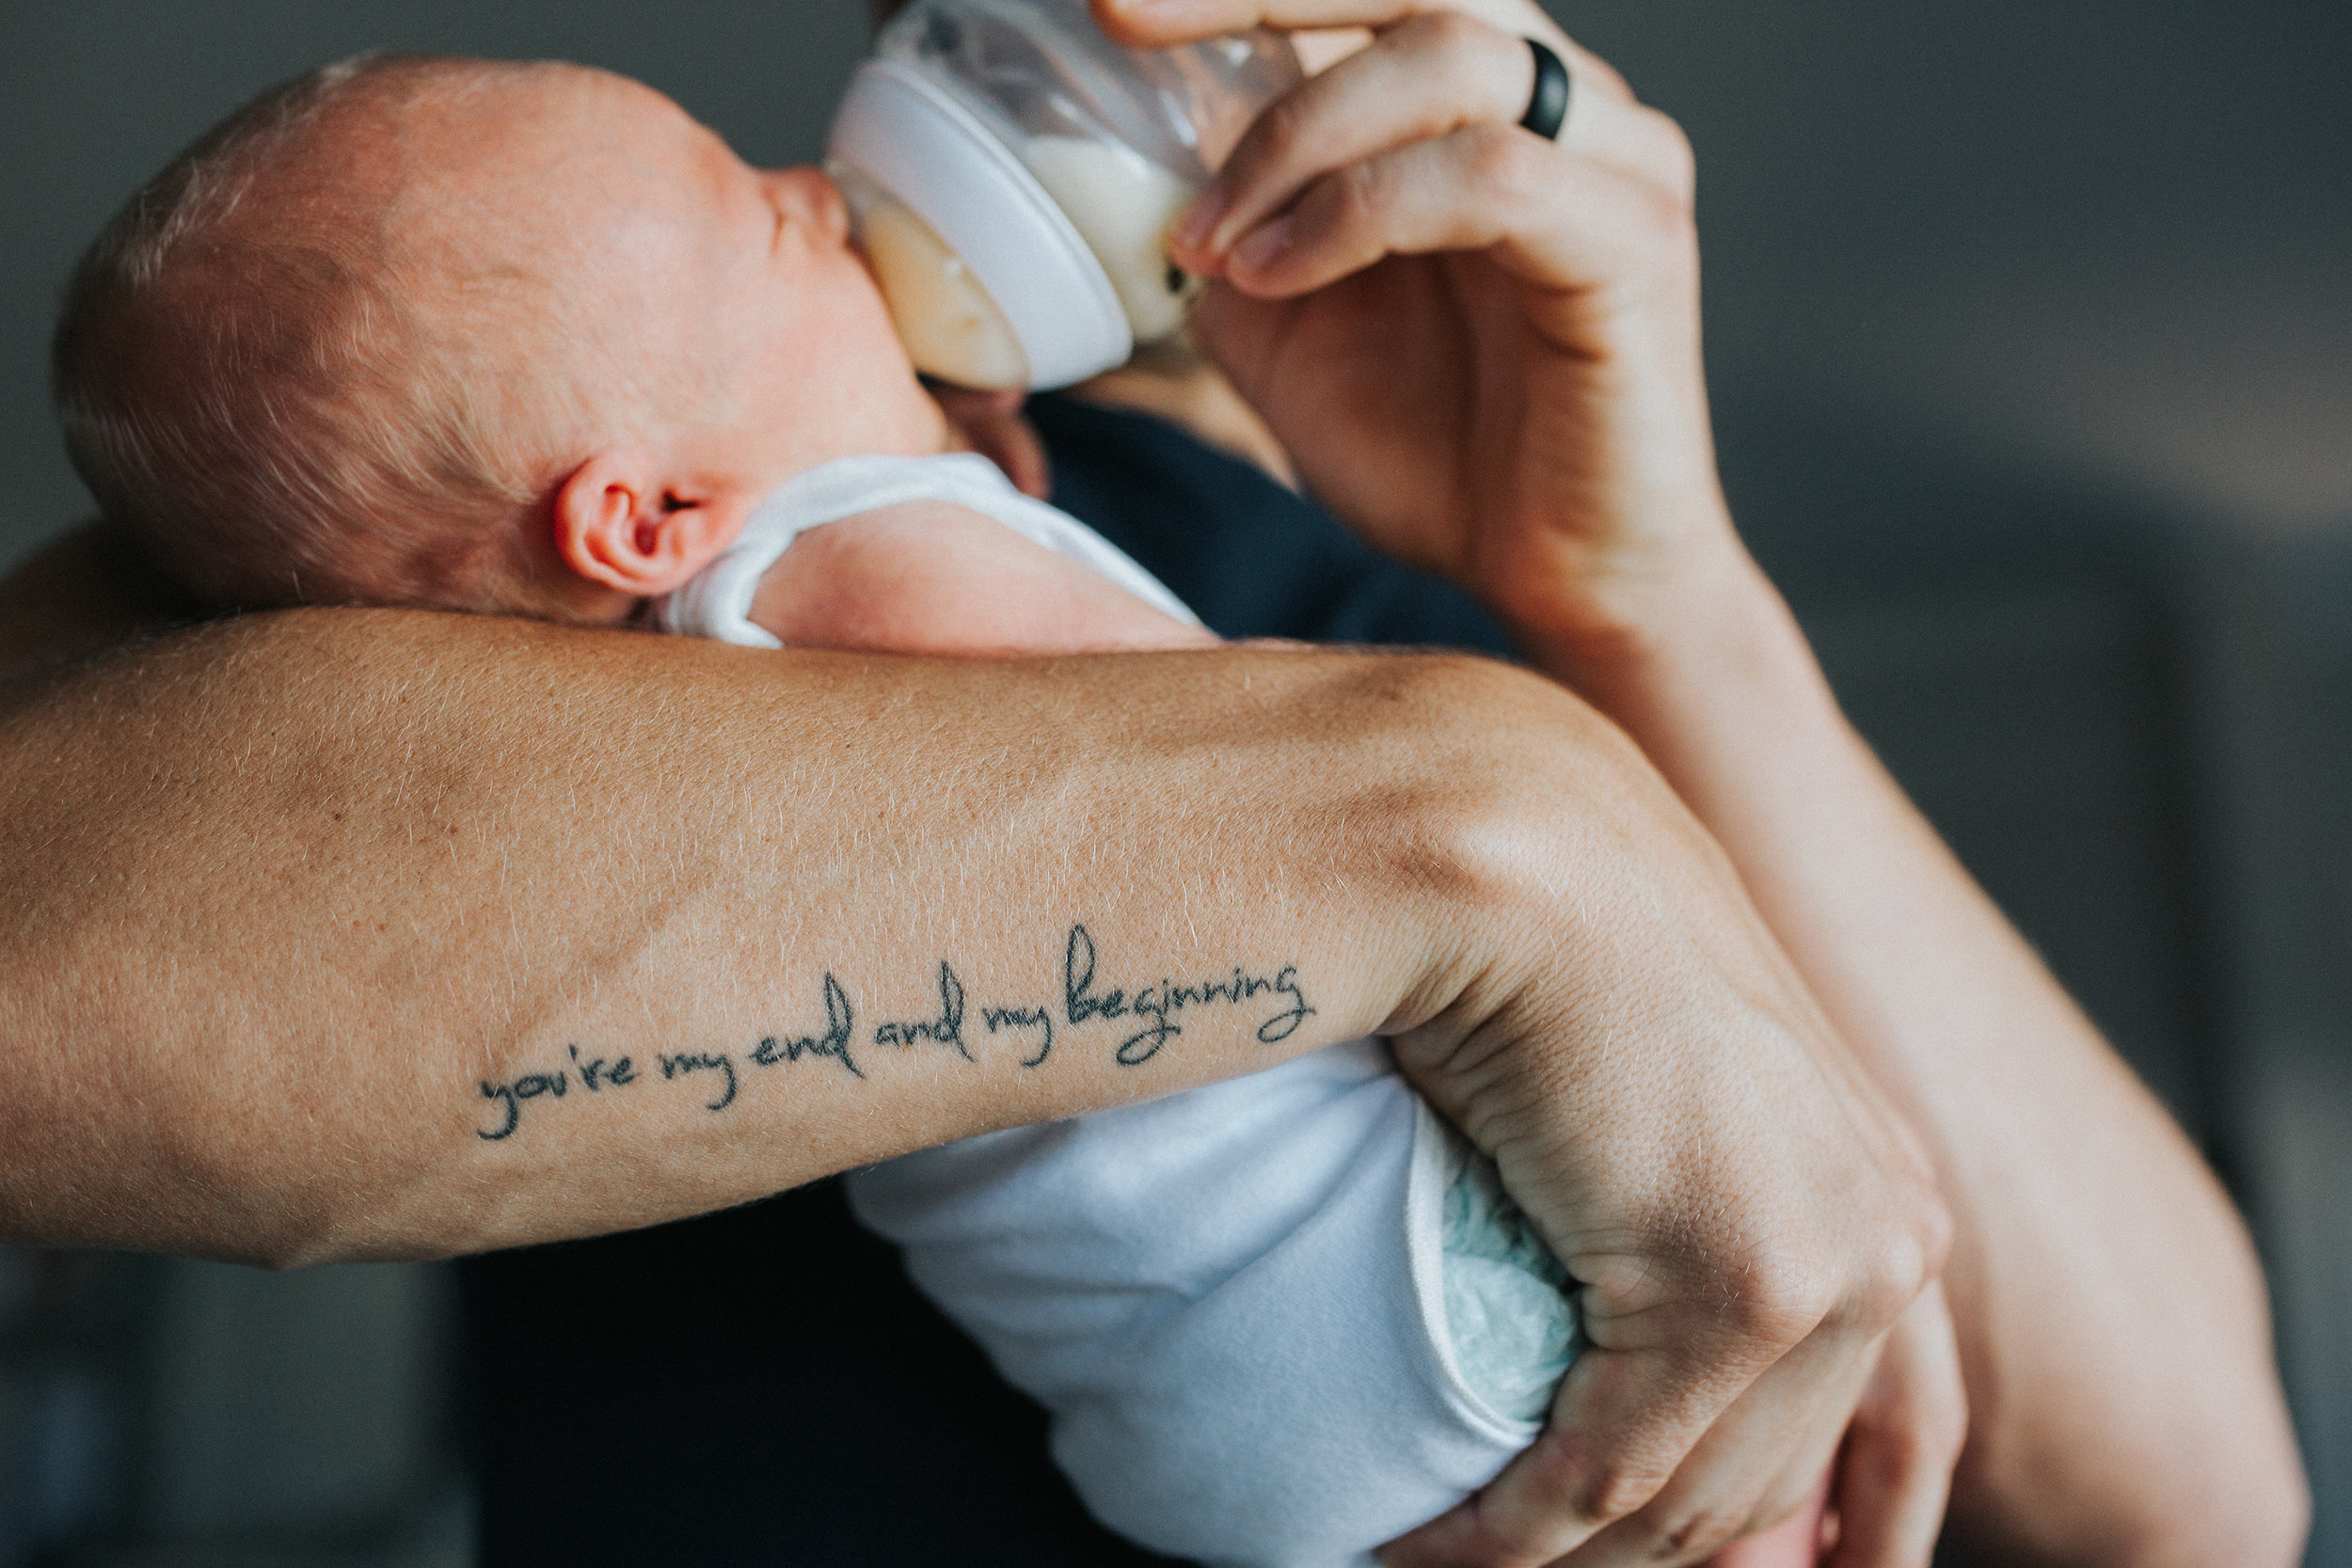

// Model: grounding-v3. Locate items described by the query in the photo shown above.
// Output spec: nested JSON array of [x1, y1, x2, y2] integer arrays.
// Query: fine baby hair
[[52, 56, 594, 614]]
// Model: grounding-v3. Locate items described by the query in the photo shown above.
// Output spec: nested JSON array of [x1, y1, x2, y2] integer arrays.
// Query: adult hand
[[1099, 4, 1958, 1560], [1365, 747, 1950, 1565], [1817, 1284, 1966, 1567], [1103, 9, 2304, 1565], [1107, 0, 1734, 668], [1582, 1283, 1964, 1568]]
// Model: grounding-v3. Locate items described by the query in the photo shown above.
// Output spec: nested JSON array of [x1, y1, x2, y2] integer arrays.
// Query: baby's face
[[409, 68, 946, 493], [751, 501, 1220, 657]]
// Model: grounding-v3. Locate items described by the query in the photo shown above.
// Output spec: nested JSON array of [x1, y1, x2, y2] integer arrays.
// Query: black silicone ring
[[1519, 37, 1571, 141]]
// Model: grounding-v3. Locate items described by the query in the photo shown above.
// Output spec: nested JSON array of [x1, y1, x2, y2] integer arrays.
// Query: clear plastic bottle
[[828, 0, 1300, 388]]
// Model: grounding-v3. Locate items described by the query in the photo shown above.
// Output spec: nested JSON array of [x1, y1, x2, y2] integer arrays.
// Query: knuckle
[[1605, 183, 1700, 294], [1623, 182, 1698, 262], [1647, 1507, 1744, 1561], [1404, 8, 1489, 57], [1722, 1245, 1840, 1348], [1330, 157, 1390, 230], [1464, 124, 1542, 195], [1249, 92, 1312, 169], [1576, 1455, 1674, 1526], [1404, 10, 1540, 128], [1574, 46, 1638, 102], [1629, 103, 1698, 198], [1912, 1180, 1956, 1276], [1857, 1223, 1937, 1328]]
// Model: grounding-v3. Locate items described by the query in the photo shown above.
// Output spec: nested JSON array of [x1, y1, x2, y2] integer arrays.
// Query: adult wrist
[[1316, 649, 1683, 1005], [1496, 520, 1786, 708]]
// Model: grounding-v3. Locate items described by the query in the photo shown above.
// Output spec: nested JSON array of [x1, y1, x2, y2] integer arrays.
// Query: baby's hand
[[932, 386, 1052, 499]]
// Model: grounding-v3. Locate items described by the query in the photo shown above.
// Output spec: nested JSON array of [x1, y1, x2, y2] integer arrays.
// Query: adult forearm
[[1549, 547, 2309, 1565], [0, 605, 1660, 1267], [2, 531, 1957, 1562]]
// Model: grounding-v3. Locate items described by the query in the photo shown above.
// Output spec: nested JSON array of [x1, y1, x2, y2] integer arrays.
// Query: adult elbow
[[240, 1213, 469, 1272], [2170, 1432, 2311, 1568], [2091, 1403, 2310, 1568]]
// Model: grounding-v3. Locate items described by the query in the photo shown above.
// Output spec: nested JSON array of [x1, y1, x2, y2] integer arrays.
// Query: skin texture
[[0, 543, 1939, 1568], [45, 57, 1928, 1568], [126, 61, 952, 621], [521, 73, 961, 616], [758, 504, 1839, 1568], [747, 500, 1221, 657], [0, 2, 2301, 1563], [1100, 0, 2310, 1560]]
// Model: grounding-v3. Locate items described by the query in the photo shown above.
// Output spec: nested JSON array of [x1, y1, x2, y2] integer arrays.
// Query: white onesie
[[661, 453, 1579, 1568]]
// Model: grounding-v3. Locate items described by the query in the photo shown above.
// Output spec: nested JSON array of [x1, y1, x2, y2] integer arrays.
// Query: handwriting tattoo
[[477, 1049, 638, 1140], [471, 927, 1313, 1141], [1063, 924, 1316, 1066], [749, 974, 861, 1078], [660, 1051, 739, 1112], [982, 1004, 1056, 1067], [875, 962, 972, 1061]]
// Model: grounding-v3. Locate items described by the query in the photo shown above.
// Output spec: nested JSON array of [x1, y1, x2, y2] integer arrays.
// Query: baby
[[662, 448, 1581, 1567], [53, 55, 1823, 1568]]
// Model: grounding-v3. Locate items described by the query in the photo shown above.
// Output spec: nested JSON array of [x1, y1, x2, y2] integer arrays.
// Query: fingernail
[[1230, 214, 1293, 276], [1173, 182, 1229, 254]]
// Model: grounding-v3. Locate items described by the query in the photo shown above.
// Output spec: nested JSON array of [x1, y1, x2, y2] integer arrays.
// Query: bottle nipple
[[1017, 136, 1203, 344]]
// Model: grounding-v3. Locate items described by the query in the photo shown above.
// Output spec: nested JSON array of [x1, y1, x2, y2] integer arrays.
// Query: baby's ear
[[552, 449, 753, 596]]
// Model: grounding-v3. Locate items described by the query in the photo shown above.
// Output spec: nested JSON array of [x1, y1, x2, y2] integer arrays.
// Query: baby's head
[[53, 55, 948, 620]]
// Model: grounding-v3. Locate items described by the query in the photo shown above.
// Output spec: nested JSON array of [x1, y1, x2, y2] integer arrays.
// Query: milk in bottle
[[828, 0, 1299, 388]]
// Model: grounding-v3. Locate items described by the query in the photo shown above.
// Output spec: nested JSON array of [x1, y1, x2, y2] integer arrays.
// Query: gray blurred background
[[1, 0, 2345, 1562]]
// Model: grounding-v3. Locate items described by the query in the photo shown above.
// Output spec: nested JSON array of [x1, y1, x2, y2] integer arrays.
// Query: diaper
[[850, 1042, 1578, 1568], [1430, 1109, 1578, 1424]]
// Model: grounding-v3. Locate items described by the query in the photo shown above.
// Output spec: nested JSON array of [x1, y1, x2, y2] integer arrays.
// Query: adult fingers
[[1826, 1285, 1966, 1568], [1384, 1164, 1936, 1568], [1091, 0, 1629, 103], [1702, 1471, 1834, 1568], [1381, 1275, 1882, 1567], [1203, 123, 1691, 324], [1170, 9, 1692, 273], [1534, 1314, 1876, 1567], [1182, 8, 1535, 261], [1381, 1362, 1773, 1567]]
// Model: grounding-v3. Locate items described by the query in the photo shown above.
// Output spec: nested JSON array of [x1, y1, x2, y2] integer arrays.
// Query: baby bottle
[[827, 0, 1301, 389]]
